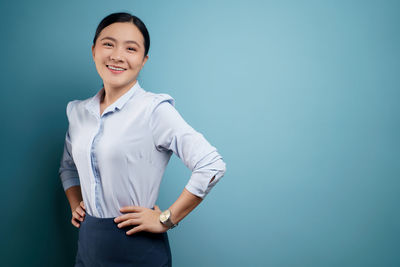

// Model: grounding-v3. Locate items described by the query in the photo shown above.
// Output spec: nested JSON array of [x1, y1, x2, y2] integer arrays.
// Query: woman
[[58, 12, 226, 266]]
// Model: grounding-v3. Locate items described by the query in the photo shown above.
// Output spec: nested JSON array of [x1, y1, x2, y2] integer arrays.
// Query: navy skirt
[[74, 212, 172, 267]]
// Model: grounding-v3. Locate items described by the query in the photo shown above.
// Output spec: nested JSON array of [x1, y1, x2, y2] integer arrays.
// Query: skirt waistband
[[83, 208, 155, 233]]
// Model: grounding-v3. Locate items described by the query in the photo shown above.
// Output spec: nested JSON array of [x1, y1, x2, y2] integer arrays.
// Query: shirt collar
[[85, 80, 142, 117]]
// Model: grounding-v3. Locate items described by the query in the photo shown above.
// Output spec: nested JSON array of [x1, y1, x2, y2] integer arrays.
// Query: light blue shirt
[[58, 81, 226, 218]]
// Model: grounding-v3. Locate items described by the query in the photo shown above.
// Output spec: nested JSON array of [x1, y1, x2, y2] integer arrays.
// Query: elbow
[[221, 160, 227, 176], [206, 159, 227, 192], [211, 159, 227, 184], [216, 159, 227, 181]]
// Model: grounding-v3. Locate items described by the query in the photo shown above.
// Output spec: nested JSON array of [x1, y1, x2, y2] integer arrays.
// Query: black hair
[[93, 12, 150, 57]]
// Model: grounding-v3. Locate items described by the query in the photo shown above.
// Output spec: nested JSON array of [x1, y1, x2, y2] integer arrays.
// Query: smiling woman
[[59, 11, 226, 267]]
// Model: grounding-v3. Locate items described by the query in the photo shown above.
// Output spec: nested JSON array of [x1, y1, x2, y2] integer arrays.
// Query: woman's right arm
[[59, 129, 85, 227]]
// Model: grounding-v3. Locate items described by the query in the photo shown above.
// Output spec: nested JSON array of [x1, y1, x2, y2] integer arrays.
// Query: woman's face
[[92, 22, 148, 91]]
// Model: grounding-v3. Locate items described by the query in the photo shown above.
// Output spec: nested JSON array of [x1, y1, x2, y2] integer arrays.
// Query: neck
[[101, 80, 137, 105]]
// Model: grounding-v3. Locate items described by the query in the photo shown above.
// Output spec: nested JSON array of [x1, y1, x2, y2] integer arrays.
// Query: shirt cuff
[[61, 177, 81, 191], [185, 160, 226, 199]]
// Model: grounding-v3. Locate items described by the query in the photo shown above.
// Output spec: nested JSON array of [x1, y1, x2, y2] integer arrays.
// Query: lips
[[106, 65, 127, 74], [107, 65, 127, 71]]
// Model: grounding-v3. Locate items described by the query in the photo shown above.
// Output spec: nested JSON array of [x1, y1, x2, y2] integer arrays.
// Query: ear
[[141, 55, 149, 68], [92, 45, 95, 59]]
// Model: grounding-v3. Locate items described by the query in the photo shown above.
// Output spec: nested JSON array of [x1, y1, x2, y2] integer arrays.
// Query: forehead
[[98, 22, 144, 44]]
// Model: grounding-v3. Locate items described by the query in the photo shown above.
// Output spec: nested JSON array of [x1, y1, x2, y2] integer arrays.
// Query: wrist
[[70, 202, 80, 212], [159, 209, 179, 229]]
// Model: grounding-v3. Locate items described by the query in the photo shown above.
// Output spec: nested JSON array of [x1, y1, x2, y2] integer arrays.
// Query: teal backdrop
[[1, 0, 399, 266]]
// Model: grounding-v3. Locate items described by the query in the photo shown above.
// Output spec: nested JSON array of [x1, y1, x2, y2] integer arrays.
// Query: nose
[[110, 48, 124, 62]]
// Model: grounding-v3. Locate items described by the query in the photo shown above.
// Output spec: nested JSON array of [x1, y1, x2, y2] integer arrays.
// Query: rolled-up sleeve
[[149, 96, 226, 199], [59, 101, 80, 191]]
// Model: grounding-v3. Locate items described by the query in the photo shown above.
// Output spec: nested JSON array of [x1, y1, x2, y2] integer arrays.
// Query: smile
[[107, 65, 127, 73]]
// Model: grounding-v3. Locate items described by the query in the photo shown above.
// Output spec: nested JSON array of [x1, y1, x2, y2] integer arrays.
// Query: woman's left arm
[[115, 96, 225, 235]]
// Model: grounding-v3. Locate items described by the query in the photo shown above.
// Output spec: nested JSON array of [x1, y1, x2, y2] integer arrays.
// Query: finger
[[76, 206, 85, 217], [71, 218, 80, 228], [80, 201, 85, 210], [127, 225, 145, 235], [120, 206, 143, 213], [73, 211, 84, 222], [117, 218, 142, 228], [114, 213, 139, 223]]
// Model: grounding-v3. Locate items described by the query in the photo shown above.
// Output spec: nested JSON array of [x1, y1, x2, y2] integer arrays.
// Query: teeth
[[107, 65, 125, 71]]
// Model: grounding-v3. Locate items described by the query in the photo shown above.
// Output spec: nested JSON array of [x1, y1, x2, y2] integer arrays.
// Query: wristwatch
[[159, 209, 178, 229]]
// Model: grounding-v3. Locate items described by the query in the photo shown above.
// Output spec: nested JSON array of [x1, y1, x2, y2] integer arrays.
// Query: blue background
[[1, 0, 399, 266]]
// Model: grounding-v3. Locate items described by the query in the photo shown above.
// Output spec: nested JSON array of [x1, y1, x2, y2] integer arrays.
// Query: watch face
[[160, 210, 170, 222], [160, 213, 167, 221]]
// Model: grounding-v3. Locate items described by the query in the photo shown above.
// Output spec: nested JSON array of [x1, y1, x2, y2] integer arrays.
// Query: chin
[[105, 81, 126, 88]]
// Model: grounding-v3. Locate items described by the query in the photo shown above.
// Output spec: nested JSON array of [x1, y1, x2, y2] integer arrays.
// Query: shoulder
[[65, 95, 92, 118], [141, 90, 175, 108], [66, 100, 80, 118], [65, 99, 84, 116], [138, 90, 176, 116]]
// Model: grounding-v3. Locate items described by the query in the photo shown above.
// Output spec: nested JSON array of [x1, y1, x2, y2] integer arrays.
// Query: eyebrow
[[100, 37, 141, 47]]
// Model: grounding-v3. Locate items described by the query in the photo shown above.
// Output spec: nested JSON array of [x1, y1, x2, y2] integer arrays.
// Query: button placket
[[90, 117, 105, 217]]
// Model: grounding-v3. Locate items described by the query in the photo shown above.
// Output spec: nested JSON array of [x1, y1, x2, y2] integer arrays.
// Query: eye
[[103, 42, 113, 47], [127, 47, 136, 51]]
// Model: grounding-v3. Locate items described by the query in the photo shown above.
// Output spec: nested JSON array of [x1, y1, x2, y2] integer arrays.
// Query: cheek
[[129, 56, 145, 69], [94, 49, 110, 61]]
